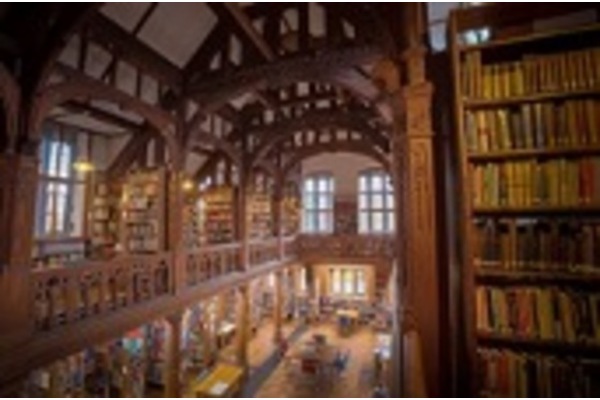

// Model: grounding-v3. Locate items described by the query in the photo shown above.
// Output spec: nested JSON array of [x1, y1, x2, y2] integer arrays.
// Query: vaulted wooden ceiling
[[0, 3, 417, 177]]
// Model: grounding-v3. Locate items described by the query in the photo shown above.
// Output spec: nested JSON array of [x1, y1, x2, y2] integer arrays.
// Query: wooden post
[[236, 169, 250, 270], [0, 153, 37, 353], [235, 284, 250, 369], [272, 174, 285, 259], [273, 271, 283, 343], [164, 312, 183, 398]]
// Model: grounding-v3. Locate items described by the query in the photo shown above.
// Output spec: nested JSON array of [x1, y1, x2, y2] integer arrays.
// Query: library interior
[[1, 2, 600, 398]]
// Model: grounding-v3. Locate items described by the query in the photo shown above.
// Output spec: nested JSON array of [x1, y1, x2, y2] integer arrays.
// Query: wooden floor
[[255, 324, 377, 398]]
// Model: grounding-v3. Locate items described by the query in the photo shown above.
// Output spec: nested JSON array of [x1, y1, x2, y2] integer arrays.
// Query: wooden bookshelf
[[88, 178, 120, 258], [247, 191, 272, 239], [469, 146, 600, 162], [450, 5, 600, 396], [476, 268, 600, 286], [477, 333, 600, 356], [202, 185, 235, 244], [120, 168, 167, 254], [182, 188, 203, 251]]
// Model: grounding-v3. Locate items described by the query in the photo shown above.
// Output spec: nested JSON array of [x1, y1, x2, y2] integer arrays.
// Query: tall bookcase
[[450, 5, 600, 397], [120, 168, 167, 254]]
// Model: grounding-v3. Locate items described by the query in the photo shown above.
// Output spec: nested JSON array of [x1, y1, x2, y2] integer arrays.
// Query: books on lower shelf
[[476, 285, 600, 344], [89, 180, 120, 256], [247, 192, 272, 239], [465, 99, 600, 153], [203, 186, 234, 244], [462, 46, 600, 100], [472, 158, 600, 208], [183, 191, 203, 251], [121, 169, 166, 253], [473, 218, 600, 273], [477, 348, 600, 397]]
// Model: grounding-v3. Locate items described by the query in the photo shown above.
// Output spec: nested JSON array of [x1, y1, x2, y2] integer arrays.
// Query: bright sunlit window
[[302, 173, 334, 233], [330, 267, 367, 297], [358, 170, 394, 234]]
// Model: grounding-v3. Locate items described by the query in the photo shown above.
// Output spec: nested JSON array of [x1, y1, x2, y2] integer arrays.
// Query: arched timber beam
[[281, 141, 391, 179], [249, 108, 390, 167], [186, 44, 383, 124], [0, 64, 20, 152], [30, 64, 176, 148]]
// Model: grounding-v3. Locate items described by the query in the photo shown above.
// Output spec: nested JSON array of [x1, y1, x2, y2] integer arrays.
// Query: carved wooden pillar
[[273, 271, 283, 342], [235, 284, 250, 369], [399, 42, 440, 398], [374, 4, 439, 395], [164, 312, 183, 398], [0, 153, 37, 353]]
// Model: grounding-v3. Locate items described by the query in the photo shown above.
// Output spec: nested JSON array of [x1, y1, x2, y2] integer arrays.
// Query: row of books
[[472, 158, 600, 207], [465, 99, 600, 152], [462, 46, 600, 100], [477, 349, 600, 397], [476, 286, 600, 342], [473, 218, 600, 273]]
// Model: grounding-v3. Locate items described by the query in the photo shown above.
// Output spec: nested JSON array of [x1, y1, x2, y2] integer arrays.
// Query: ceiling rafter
[[246, 107, 390, 167], [281, 140, 391, 178], [100, 2, 159, 82], [60, 100, 144, 133], [85, 12, 182, 89], [222, 3, 275, 62]]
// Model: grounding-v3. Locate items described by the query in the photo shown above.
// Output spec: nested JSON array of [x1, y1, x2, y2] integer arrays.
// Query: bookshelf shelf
[[464, 87, 600, 109], [477, 333, 600, 356], [459, 23, 600, 54], [475, 268, 600, 286], [469, 146, 600, 162], [472, 205, 600, 216]]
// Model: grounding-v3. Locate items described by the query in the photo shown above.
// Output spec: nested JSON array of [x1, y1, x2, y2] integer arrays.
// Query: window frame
[[36, 122, 85, 238], [358, 169, 395, 234], [302, 172, 334, 234]]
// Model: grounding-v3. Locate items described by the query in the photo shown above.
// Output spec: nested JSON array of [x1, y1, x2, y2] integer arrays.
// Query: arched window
[[302, 173, 334, 233], [358, 169, 394, 234]]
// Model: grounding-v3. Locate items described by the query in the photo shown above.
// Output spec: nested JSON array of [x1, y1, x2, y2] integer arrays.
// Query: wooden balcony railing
[[249, 238, 280, 267], [29, 234, 392, 336], [295, 234, 395, 261], [184, 243, 242, 288], [32, 253, 172, 332]]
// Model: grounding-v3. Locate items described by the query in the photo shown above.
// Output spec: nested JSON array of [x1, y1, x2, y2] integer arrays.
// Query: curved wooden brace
[[193, 132, 242, 167], [186, 44, 383, 131], [30, 70, 178, 157], [249, 108, 389, 167], [281, 141, 391, 179], [0, 65, 20, 152]]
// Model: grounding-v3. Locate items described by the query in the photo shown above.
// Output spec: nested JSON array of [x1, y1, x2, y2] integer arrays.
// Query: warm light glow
[[73, 160, 95, 173], [182, 179, 195, 192]]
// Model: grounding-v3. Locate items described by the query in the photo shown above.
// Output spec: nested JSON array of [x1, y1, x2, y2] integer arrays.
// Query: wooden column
[[0, 153, 37, 352], [235, 284, 250, 369], [236, 170, 249, 270], [400, 44, 440, 399], [168, 167, 186, 292], [375, 4, 440, 396], [273, 271, 283, 342], [272, 175, 284, 258], [164, 312, 183, 398]]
